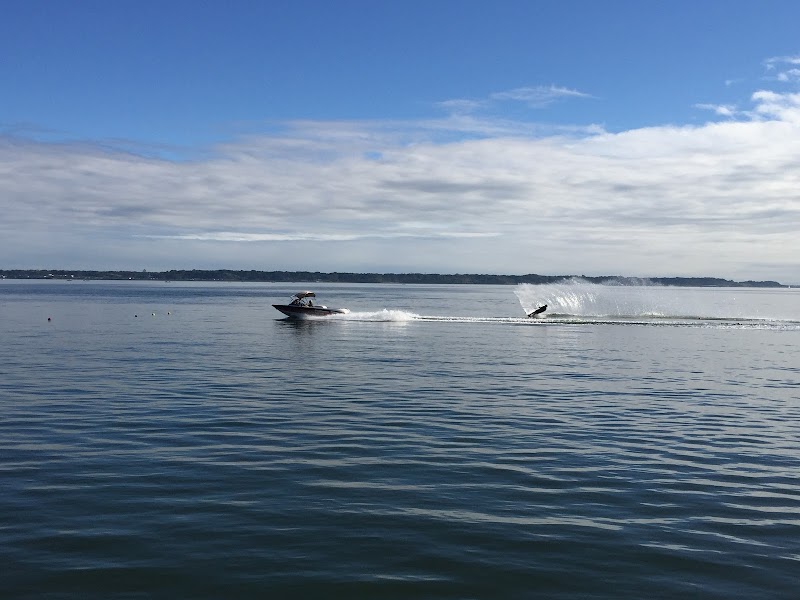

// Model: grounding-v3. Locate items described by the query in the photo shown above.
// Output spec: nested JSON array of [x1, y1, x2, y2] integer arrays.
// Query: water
[[2, 279, 799, 599]]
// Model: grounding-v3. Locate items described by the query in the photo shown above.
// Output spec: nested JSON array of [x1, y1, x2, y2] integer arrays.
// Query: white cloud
[[695, 103, 738, 118], [145, 230, 499, 242], [750, 90, 800, 123], [438, 84, 593, 118], [435, 99, 486, 115], [490, 85, 593, 107], [764, 54, 800, 84], [1, 88, 799, 282], [764, 55, 800, 68], [777, 68, 800, 83]]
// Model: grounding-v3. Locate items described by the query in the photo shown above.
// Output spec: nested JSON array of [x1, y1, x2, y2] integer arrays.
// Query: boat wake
[[285, 279, 800, 330], [336, 309, 420, 322], [513, 277, 798, 326], [416, 314, 797, 329], [329, 310, 798, 329]]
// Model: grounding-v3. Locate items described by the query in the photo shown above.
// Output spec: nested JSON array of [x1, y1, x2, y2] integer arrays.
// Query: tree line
[[0, 269, 785, 287]]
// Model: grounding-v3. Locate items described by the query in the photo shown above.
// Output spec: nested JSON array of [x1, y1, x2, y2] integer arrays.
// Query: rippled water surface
[[2, 280, 799, 599]]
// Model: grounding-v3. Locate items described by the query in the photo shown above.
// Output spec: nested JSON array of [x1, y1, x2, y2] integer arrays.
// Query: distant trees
[[0, 269, 785, 287]]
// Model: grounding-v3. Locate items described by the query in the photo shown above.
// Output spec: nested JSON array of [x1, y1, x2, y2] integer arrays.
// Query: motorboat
[[272, 291, 350, 319]]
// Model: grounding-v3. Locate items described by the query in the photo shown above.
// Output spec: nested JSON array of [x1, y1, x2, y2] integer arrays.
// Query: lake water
[[2, 279, 799, 599]]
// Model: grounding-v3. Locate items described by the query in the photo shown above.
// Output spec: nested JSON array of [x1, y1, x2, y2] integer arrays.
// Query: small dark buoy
[[47, 317, 51, 321], [134, 314, 138, 318]]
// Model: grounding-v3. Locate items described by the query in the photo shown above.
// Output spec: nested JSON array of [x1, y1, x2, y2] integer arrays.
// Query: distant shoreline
[[0, 269, 786, 288]]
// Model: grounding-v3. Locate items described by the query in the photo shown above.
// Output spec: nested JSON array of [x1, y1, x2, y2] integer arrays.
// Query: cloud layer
[[2, 83, 799, 282]]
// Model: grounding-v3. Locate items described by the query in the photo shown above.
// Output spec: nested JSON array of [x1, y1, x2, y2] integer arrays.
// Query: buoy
[[152, 313, 155, 316], [47, 317, 51, 321], [135, 314, 138, 318]]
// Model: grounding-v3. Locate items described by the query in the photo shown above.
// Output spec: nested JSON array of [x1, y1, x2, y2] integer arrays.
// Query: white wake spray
[[513, 277, 767, 320], [335, 309, 421, 322]]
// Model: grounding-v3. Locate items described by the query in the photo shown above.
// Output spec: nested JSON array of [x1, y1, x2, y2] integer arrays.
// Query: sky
[[2, 1, 800, 283]]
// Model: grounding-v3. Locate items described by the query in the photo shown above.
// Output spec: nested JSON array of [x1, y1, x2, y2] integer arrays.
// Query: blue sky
[[2, 0, 800, 282]]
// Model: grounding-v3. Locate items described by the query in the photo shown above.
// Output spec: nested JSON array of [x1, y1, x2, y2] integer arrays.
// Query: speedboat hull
[[272, 304, 350, 319]]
